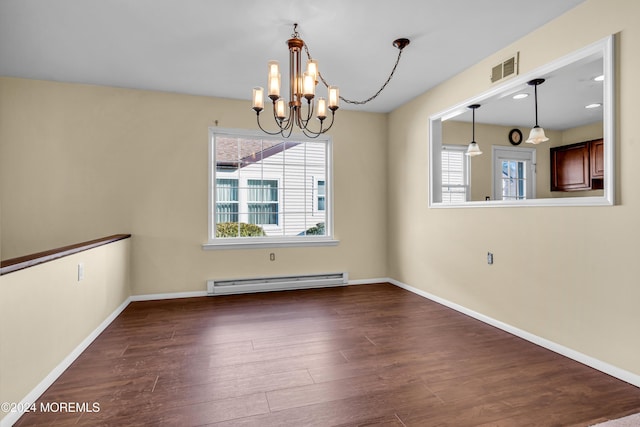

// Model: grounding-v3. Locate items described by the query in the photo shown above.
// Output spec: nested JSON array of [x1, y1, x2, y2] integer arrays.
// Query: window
[[501, 160, 526, 200], [317, 180, 326, 211], [248, 179, 278, 225], [492, 146, 536, 201], [215, 179, 239, 223], [207, 128, 335, 248], [441, 145, 470, 203]]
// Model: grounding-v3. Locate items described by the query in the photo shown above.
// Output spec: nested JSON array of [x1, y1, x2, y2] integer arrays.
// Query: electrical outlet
[[78, 263, 85, 281], [487, 252, 494, 265]]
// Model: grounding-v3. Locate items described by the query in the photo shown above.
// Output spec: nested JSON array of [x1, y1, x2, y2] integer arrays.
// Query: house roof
[[215, 137, 299, 168]]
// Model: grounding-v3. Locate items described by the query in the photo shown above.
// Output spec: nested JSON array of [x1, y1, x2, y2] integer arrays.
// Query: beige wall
[[0, 79, 389, 294], [388, 0, 640, 377], [0, 239, 130, 417], [560, 121, 603, 146]]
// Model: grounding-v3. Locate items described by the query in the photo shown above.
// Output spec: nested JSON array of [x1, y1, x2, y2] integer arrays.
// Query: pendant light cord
[[534, 84, 538, 126], [473, 107, 476, 141]]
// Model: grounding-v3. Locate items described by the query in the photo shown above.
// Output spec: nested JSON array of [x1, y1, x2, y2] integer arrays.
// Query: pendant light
[[525, 78, 549, 144], [465, 104, 482, 156]]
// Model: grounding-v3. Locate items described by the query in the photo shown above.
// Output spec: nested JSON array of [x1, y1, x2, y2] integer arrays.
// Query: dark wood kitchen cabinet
[[550, 139, 603, 191], [590, 138, 604, 179]]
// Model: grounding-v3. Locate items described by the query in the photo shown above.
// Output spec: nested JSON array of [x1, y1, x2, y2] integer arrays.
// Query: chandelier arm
[[296, 99, 316, 130], [293, 106, 303, 130], [297, 115, 322, 138], [271, 102, 294, 132], [255, 112, 288, 136], [255, 102, 300, 137], [305, 43, 405, 105], [281, 119, 295, 138], [320, 110, 336, 133], [278, 106, 296, 138], [306, 100, 315, 122], [303, 110, 336, 137], [322, 110, 336, 132], [302, 129, 324, 139]]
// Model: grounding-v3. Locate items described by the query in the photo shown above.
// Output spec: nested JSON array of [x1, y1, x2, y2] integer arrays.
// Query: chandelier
[[252, 23, 409, 138]]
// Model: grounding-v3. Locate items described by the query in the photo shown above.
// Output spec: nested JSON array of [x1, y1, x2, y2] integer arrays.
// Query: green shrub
[[304, 222, 325, 236], [216, 222, 266, 237]]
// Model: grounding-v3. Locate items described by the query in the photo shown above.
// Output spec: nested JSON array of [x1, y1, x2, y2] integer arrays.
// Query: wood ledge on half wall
[[0, 234, 131, 276]]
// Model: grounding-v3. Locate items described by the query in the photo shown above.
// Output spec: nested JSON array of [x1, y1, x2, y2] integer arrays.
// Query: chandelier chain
[[303, 42, 405, 105]]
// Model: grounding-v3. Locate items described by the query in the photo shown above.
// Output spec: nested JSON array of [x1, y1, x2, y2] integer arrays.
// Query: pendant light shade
[[525, 78, 549, 144], [526, 126, 548, 144], [465, 104, 482, 156], [466, 141, 482, 156]]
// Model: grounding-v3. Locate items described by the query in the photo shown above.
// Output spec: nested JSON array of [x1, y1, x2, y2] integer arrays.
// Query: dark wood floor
[[14, 283, 640, 426]]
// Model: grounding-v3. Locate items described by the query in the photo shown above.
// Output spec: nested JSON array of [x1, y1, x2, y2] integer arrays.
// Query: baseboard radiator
[[207, 272, 348, 296]]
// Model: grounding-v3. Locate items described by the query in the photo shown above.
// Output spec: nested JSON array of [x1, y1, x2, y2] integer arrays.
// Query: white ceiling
[[0, 0, 586, 113], [450, 52, 604, 131]]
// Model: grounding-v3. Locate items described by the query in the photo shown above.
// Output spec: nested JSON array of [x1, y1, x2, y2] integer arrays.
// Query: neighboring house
[[214, 136, 326, 237]]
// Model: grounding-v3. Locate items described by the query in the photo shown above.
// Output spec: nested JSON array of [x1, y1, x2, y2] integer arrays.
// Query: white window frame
[[441, 145, 471, 204], [204, 128, 338, 250]]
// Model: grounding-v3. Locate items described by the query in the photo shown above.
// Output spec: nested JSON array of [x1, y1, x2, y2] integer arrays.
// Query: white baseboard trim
[[1, 297, 132, 427], [387, 278, 640, 388], [130, 290, 208, 301]]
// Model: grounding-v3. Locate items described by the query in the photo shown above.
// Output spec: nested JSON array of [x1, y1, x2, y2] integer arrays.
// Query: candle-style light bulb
[[267, 61, 280, 99], [269, 74, 281, 98], [303, 72, 315, 99], [252, 87, 264, 112], [328, 86, 339, 111], [268, 61, 279, 78], [306, 59, 319, 83], [316, 97, 327, 120], [275, 98, 286, 120]]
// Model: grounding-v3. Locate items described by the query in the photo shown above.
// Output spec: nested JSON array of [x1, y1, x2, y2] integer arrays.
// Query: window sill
[[202, 238, 339, 250]]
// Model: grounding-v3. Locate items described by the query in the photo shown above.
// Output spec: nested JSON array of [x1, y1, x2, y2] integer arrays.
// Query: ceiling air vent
[[491, 52, 519, 83]]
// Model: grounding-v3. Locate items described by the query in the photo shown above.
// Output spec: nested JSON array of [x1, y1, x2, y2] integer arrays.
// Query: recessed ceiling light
[[585, 103, 602, 109], [594, 75, 604, 82], [513, 93, 529, 100]]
